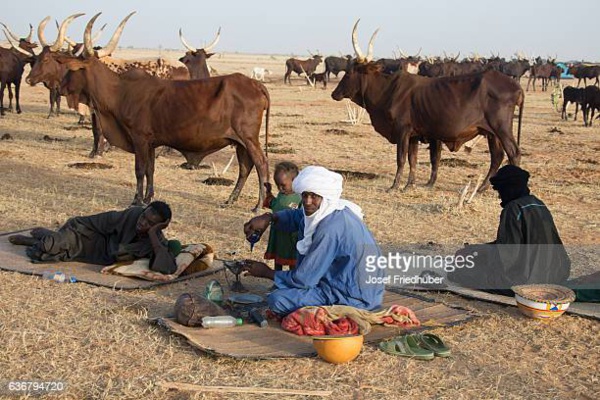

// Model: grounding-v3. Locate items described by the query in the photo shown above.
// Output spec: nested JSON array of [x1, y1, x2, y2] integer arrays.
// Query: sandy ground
[[0, 48, 598, 399]]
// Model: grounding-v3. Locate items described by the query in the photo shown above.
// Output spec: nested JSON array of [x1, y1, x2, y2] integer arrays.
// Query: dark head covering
[[490, 165, 531, 208]]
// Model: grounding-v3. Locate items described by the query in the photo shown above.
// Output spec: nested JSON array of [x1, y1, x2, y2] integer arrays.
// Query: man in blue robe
[[243, 166, 385, 316]]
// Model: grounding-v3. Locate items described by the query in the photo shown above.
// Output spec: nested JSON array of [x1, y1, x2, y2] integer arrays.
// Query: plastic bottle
[[42, 271, 77, 283], [201, 316, 243, 329], [247, 231, 262, 252]]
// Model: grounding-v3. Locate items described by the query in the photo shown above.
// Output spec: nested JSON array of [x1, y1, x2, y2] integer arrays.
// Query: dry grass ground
[[0, 49, 598, 399]]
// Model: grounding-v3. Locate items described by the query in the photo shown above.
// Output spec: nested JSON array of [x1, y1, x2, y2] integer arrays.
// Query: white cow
[[250, 67, 271, 81]]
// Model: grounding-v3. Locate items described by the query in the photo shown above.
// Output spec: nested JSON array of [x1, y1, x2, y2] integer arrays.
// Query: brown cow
[[284, 55, 323, 84], [178, 27, 220, 80], [331, 20, 523, 191], [56, 14, 271, 209], [26, 14, 85, 118], [30, 13, 189, 157]]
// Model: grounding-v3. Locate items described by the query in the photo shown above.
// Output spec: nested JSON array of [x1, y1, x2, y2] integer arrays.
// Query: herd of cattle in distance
[[0, 14, 597, 210]]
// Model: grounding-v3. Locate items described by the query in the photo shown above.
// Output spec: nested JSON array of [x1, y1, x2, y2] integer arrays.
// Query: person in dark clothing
[[449, 165, 571, 294], [9, 201, 177, 274]]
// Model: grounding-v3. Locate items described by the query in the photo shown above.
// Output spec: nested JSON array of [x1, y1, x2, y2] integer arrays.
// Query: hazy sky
[[3, 0, 598, 61]]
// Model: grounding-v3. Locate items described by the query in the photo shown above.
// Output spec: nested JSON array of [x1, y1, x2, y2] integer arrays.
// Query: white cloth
[[292, 166, 363, 255]]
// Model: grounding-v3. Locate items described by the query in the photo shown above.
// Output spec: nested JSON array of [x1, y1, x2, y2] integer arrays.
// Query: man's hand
[[243, 214, 272, 240], [241, 260, 275, 280], [149, 218, 170, 234]]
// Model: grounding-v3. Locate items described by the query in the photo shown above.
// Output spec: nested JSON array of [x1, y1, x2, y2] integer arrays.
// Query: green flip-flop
[[414, 333, 451, 357], [378, 334, 435, 360]]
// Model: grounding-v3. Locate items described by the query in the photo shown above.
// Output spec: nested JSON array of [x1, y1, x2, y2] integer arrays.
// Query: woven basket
[[512, 284, 575, 319]]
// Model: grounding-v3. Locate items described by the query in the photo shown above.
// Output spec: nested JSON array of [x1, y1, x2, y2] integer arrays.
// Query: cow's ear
[[206, 52, 215, 59]]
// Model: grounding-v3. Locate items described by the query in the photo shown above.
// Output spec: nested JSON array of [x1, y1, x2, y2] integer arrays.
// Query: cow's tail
[[517, 90, 524, 146]]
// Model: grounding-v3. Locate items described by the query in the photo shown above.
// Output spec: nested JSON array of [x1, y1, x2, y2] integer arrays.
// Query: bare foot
[[8, 235, 38, 246]]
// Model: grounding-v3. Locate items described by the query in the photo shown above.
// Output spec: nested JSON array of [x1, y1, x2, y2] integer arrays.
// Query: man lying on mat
[[242, 166, 385, 316], [9, 201, 177, 274]]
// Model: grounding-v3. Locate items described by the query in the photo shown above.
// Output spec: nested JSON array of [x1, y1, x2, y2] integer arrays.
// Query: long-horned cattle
[[28, 12, 190, 157], [178, 27, 220, 79], [58, 13, 271, 210], [0, 23, 37, 115], [26, 14, 85, 118], [331, 20, 523, 191], [284, 54, 323, 84]]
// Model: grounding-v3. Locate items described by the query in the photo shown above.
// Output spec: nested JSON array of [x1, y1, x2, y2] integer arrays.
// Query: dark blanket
[[37, 207, 166, 265]]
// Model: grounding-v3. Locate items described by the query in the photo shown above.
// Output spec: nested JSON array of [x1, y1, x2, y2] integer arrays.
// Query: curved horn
[[26, 23, 33, 42], [351, 19, 365, 61], [49, 13, 84, 52], [95, 11, 136, 59], [203, 26, 220, 52], [37, 16, 50, 47], [415, 47, 422, 57], [84, 13, 102, 56], [398, 47, 407, 58], [365, 27, 379, 62], [0, 22, 21, 42], [64, 35, 77, 47], [92, 23, 107, 43], [178, 28, 196, 52], [453, 51, 460, 61], [3, 30, 31, 56]]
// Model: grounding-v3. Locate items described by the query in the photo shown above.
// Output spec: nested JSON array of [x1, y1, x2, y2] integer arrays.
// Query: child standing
[[263, 161, 301, 271]]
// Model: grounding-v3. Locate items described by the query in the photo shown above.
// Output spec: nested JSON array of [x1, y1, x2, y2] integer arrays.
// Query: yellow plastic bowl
[[312, 335, 364, 364]]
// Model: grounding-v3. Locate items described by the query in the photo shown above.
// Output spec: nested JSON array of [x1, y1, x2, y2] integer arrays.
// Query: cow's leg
[[132, 146, 149, 206], [488, 109, 521, 167], [7, 84, 13, 112], [89, 113, 104, 158], [561, 100, 568, 120], [574, 103, 579, 121], [583, 104, 589, 127], [425, 140, 442, 187], [479, 134, 504, 191], [14, 80, 21, 114], [227, 145, 255, 207], [388, 135, 410, 191], [237, 138, 269, 212], [143, 147, 156, 204], [404, 137, 420, 190], [526, 75, 533, 91], [0, 82, 6, 116], [55, 90, 61, 116], [47, 90, 54, 119]]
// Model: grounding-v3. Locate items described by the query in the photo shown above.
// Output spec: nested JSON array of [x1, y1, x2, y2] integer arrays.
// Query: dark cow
[[56, 14, 271, 210], [284, 55, 323, 84], [331, 21, 523, 191], [500, 58, 530, 81], [324, 55, 352, 81], [561, 86, 585, 121], [178, 27, 220, 79], [0, 23, 37, 114], [308, 71, 327, 88], [567, 64, 600, 87], [582, 85, 600, 127]]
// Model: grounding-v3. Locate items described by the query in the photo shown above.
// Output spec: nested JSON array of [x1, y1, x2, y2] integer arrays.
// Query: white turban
[[292, 166, 363, 255]]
